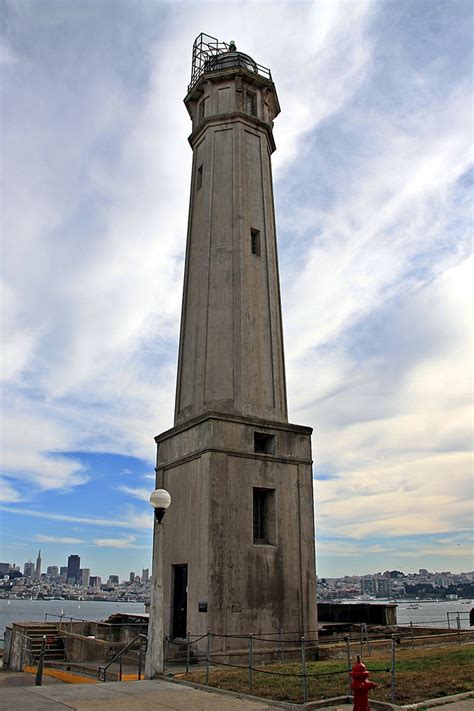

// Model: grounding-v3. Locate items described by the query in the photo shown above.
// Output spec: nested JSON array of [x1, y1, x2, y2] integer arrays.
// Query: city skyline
[[1, 1, 472, 578], [1, 552, 472, 588], [1, 549, 150, 583]]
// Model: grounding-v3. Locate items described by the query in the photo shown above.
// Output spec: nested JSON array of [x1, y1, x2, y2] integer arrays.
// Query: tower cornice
[[185, 66, 279, 113], [188, 111, 277, 154]]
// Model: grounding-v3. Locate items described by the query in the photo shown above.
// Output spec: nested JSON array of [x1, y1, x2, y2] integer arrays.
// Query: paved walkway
[[0, 673, 471, 711], [0, 677, 286, 711]]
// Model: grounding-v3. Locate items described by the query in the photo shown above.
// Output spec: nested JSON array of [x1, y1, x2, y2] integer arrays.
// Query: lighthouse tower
[[155, 34, 317, 651]]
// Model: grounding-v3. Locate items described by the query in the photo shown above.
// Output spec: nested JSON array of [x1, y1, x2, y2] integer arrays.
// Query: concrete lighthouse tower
[[155, 34, 317, 652]]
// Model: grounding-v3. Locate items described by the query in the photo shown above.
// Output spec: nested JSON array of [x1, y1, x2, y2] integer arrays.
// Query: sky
[[0, 0, 472, 581]]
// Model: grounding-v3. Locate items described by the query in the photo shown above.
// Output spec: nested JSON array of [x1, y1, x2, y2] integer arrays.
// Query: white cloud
[[118, 485, 151, 502], [0, 478, 21, 503], [0, 505, 150, 530], [0, 38, 17, 65], [35, 535, 84, 544], [92, 535, 147, 549], [311, 258, 473, 543], [0, 1, 376, 496], [1, 2, 472, 574]]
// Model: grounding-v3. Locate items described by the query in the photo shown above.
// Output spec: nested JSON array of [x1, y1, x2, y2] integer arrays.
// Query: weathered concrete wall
[[175, 67, 287, 426], [62, 632, 110, 663], [157, 413, 318, 653], [4, 624, 30, 671]]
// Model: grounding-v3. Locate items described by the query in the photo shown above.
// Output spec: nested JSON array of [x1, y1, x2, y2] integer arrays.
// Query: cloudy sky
[[1, 0, 472, 581]]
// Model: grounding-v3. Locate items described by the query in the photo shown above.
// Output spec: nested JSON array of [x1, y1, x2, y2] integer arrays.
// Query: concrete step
[[45, 660, 142, 682]]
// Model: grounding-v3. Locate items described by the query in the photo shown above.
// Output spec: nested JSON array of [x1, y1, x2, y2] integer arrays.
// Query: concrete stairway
[[22, 625, 65, 663]]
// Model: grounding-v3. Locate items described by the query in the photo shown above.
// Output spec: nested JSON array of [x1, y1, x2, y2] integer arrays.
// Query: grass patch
[[182, 644, 474, 704]]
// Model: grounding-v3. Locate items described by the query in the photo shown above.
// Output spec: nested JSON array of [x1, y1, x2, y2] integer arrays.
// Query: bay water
[[1, 597, 471, 644], [0, 598, 146, 643]]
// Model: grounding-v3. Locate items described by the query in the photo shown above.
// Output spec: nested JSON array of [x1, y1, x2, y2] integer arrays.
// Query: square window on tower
[[254, 431, 274, 454], [246, 91, 257, 116], [251, 228, 261, 256], [197, 164, 203, 190]]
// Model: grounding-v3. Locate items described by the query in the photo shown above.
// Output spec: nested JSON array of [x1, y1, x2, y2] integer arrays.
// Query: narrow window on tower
[[246, 91, 257, 117], [253, 488, 276, 545], [251, 228, 261, 256], [197, 164, 203, 190], [198, 97, 207, 122]]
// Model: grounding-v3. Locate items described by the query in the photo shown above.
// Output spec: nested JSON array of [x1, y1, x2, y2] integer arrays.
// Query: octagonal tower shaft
[[175, 60, 288, 426]]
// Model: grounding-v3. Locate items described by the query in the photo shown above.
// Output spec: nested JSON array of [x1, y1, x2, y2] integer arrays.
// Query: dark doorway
[[171, 564, 188, 639]]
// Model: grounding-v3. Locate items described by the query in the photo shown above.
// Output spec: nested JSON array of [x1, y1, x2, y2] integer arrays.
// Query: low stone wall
[[4, 624, 33, 671], [61, 631, 111, 663], [318, 602, 397, 626]]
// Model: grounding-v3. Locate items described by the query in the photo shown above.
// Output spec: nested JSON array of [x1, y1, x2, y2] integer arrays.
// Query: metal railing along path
[[98, 633, 148, 682]]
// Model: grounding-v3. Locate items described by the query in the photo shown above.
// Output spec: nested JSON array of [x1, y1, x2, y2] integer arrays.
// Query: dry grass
[[182, 644, 474, 704]]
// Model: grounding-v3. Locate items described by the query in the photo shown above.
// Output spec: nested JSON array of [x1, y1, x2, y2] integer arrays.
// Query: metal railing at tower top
[[188, 33, 272, 93]]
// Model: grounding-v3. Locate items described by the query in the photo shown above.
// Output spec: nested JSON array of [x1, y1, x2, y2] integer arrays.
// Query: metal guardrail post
[[163, 635, 168, 674], [456, 614, 461, 645], [248, 634, 253, 691], [35, 636, 46, 686], [205, 630, 211, 684], [279, 626, 284, 664], [447, 612, 451, 630], [391, 634, 397, 704], [301, 636, 308, 703], [186, 631, 191, 674], [119, 655, 123, 681], [138, 642, 143, 681], [344, 635, 351, 695], [410, 621, 415, 650]]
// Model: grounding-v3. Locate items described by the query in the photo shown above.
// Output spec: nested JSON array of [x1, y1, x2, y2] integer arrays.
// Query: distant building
[[108, 575, 119, 586], [60, 566, 68, 581], [80, 568, 90, 587], [24, 561, 35, 577], [141, 568, 149, 583], [0, 563, 11, 574], [89, 576, 101, 588], [361, 577, 376, 595], [376, 578, 392, 597], [47, 566, 59, 577], [67, 555, 80, 584], [129, 572, 135, 583], [35, 550, 42, 579]]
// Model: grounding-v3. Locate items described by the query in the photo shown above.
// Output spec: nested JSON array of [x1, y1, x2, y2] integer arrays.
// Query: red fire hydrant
[[350, 656, 377, 711]]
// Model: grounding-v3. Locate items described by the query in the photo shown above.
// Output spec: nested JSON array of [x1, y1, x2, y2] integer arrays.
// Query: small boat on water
[[408, 603, 421, 609]]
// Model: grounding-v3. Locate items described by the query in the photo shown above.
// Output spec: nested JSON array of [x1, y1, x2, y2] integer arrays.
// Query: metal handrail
[[188, 32, 272, 93], [98, 633, 148, 682]]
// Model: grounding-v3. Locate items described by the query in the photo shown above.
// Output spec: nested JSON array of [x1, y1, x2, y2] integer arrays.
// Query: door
[[171, 564, 188, 639]]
